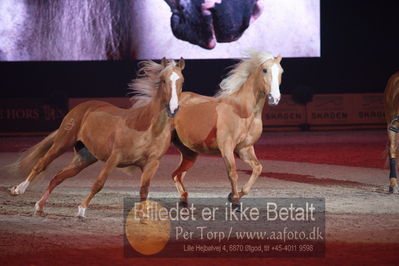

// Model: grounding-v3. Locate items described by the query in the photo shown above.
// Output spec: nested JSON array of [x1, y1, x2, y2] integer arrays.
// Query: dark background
[[0, 0, 398, 99]]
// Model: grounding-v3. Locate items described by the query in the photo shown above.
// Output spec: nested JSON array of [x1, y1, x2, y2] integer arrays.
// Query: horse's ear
[[161, 57, 167, 67], [276, 55, 282, 63], [178, 57, 185, 70]]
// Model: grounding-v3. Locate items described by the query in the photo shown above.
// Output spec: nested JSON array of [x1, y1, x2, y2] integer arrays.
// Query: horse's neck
[[129, 91, 169, 133], [151, 95, 172, 135], [230, 72, 266, 116]]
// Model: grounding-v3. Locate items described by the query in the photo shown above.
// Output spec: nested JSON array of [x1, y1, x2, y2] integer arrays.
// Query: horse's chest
[[119, 128, 171, 163], [238, 117, 263, 147]]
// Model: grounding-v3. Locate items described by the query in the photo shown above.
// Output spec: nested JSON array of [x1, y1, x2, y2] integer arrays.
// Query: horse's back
[[59, 100, 114, 128], [58, 100, 117, 135], [384, 72, 399, 122], [175, 92, 220, 153], [180, 92, 217, 105], [69, 100, 116, 113]]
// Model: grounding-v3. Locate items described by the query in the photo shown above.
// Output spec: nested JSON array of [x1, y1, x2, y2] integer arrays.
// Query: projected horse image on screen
[[0, 0, 320, 61], [164, 0, 264, 49], [0, 0, 132, 61]]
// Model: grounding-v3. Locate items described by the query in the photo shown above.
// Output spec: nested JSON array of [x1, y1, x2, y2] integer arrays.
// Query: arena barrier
[[71, 94, 386, 131], [0, 94, 385, 135], [263, 93, 385, 131]]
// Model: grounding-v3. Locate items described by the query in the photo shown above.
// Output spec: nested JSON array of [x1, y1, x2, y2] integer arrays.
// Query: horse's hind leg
[[172, 149, 198, 205], [171, 132, 198, 205], [10, 137, 70, 195], [77, 153, 120, 218], [236, 145, 262, 198], [388, 129, 399, 193], [34, 147, 97, 214]]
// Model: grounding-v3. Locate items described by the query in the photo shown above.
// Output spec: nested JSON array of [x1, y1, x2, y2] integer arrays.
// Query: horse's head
[[258, 55, 283, 106], [160, 57, 185, 118]]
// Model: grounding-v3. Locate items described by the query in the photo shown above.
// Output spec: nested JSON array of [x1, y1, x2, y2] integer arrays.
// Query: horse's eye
[[263, 69, 267, 74]]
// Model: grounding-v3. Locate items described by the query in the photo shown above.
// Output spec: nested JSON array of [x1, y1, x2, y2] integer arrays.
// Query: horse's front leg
[[220, 139, 240, 207], [388, 129, 398, 193], [77, 153, 120, 218], [236, 145, 262, 198], [139, 159, 160, 201]]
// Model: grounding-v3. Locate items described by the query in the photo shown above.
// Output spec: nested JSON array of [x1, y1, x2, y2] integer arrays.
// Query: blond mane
[[216, 51, 274, 97], [128, 60, 176, 108]]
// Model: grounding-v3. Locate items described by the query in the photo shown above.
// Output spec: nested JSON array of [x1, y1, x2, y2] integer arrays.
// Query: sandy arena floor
[[0, 130, 398, 265]]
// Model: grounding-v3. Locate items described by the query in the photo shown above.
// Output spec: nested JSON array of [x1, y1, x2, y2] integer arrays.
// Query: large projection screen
[[0, 0, 320, 61]]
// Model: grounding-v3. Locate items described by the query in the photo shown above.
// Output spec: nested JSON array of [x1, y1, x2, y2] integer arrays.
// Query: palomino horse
[[384, 71, 399, 193], [9, 58, 185, 217], [171, 51, 283, 206]]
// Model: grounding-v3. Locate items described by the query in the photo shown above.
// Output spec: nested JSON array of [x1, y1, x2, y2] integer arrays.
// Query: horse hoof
[[8, 186, 19, 196], [33, 202, 46, 216], [76, 206, 86, 219], [232, 203, 241, 213], [179, 200, 188, 208], [228, 193, 241, 203], [389, 186, 399, 193], [227, 192, 233, 202], [33, 209, 46, 217]]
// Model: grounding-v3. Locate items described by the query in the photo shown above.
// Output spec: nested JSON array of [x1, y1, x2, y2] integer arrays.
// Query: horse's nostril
[[252, 0, 264, 18], [208, 38, 216, 49], [166, 104, 179, 118], [268, 95, 280, 106]]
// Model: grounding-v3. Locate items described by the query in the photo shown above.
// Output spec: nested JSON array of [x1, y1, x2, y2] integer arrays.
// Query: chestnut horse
[[171, 51, 283, 206], [9, 58, 185, 217], [384, 71, 399, 193]]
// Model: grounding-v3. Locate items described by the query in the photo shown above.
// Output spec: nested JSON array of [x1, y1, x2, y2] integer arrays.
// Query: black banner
[[0, 98, 67, 134]]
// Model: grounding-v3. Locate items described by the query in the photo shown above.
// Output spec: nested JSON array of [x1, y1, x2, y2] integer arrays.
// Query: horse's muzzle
[[166, 104, 179, 118], [268, 95, 281, 106], [167, 0, 262, 49]]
